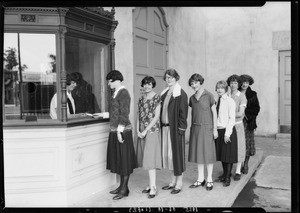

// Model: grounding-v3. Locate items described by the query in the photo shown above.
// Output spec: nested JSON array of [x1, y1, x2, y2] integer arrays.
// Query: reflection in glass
[[3, 33, 56, 119]]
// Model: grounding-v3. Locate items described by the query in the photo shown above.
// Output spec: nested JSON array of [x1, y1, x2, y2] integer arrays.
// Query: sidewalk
[[232, 136, 291, 212], [74, 141, 265, 208]]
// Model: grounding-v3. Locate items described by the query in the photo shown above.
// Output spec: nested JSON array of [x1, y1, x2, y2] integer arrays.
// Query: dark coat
[[243, 86, 260, 131], [161, 88, 188, 176]]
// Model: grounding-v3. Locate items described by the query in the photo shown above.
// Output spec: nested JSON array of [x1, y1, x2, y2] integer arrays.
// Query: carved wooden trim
[[83, 7, 115, 19], [20, 14, 36, 22], [5, 7, 68, 14]]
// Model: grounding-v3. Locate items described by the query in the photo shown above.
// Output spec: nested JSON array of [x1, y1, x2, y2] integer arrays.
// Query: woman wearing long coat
[[239, 74, 260, 174], [160, 68, 188, 194]]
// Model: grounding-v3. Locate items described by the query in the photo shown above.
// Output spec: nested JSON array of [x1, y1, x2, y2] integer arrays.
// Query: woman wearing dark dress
[[239, 74, 260, 174], [106, 70, 137, 200], [160, 68, 188, 194], [214, 80, 238, 187], [188, 74, 218, 191]]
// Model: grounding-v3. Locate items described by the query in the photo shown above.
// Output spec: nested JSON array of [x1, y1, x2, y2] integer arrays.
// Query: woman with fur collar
[[239, 74, 260, 175], [160, 68, 188, 194]]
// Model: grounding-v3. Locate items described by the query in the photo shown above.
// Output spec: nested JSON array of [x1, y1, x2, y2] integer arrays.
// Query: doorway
[[278, 50, 291, 133], [132, 7, 168, 142]]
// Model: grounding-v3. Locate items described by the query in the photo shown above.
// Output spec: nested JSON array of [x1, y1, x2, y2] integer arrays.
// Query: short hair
[[66, 73, 78, 86], [163, 68, 180, 81], [70, 72, 83, 84], [141, 76, 156, 88], [188, 73, 204, 86], [240, 74, 254, 85], [226, 74, 242, 88], [106, 70, 124, 82], [215, 80, 229, 92]]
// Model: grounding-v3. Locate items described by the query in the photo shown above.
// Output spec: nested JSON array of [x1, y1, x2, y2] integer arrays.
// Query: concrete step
[[275, 133, 291, 139], [73, 150, 264, 208]]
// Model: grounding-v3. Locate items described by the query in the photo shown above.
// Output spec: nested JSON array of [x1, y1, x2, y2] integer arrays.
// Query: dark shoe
[[171, 187, 181, 194], [142, 186, 150, 193], [215, 174, 225, 182], [162, 184, 175, 190], [206, 182, 214, 191], [113, 190, 129, 200], [223, 177, 231, 187], [233, 173, 241, 181], [189, 180, 206, 188], [109, 187, 120, 194], [148, 186, 157, 199]]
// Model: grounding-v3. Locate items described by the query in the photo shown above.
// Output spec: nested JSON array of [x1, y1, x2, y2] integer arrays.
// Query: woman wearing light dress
[[227, 74, 247, 181], [136, 76, 162, 199]]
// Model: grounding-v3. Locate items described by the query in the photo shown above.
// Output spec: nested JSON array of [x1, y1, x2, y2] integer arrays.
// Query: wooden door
[[133, 7, 168, 139], [279, 50, 291, 133]]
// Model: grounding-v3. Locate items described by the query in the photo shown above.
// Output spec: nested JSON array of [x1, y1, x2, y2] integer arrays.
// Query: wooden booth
[[2, 7, 118, 207]]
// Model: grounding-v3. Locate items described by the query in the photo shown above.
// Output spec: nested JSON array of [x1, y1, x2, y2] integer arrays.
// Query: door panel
[[279, 50, 291, 133], [133, 7, 168, 144]]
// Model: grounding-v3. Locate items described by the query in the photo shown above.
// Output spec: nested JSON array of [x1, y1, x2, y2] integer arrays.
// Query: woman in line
[[136, 76, 162, 199], [227, 75, 247, 181], [239, 74, 260, 174], [160, 68, 188, 194], [214, 80, 237, 187], [188, 74, 218, 191], [106, 70, 137, 200]]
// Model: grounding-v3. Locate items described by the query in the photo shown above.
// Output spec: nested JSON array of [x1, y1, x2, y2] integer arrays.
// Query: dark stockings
[[223, 163, 233, 187], [243, 156, 250, 174], [109, 175, 124, 194], [225, 163, 233, 178], [222, 162, 226, 177], [113, 175, 130, 200]]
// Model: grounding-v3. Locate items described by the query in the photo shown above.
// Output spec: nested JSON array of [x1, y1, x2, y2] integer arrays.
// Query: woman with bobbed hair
[[214, 80, 237, 187], [188, 73, 218, 191], [238, 74, 260, 174], [136, 76, 162, 199], [227, 75, 247, 181], [160, 68, 188, 194], [106, 70, 137, 200]]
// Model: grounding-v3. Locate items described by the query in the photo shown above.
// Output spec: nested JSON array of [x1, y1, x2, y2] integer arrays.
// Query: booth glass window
[[3, 33, 56, 120], [3, 32, 110, 121], [65, 35, 109, 115]]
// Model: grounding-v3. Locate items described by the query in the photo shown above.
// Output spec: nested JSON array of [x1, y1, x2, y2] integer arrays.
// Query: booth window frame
[[2, 7, 118, 127]]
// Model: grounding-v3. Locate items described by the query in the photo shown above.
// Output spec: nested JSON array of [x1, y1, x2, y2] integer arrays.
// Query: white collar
[[232, 90, 241, 97], [113, 85, 125, 98], [220, 93, 229, 99], [161, 82, 181, 98]]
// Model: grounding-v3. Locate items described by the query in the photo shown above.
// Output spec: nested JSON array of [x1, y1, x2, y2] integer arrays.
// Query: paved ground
[[73, 137, 277, 208], [232, 136, 292, 212]]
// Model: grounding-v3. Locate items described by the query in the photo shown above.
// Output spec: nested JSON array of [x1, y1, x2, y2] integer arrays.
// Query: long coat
[[161, 87, 188, 176], [243, 86, 260, 131]]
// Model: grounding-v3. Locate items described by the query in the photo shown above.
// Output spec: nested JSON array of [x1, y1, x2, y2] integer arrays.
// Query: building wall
[[203, 2, 291, 135], [111, 2, 291, 136]]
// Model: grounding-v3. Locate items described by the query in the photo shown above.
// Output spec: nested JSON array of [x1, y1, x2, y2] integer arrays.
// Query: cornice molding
[[83, 7, 115, 19], [4, 7, 69, 14]]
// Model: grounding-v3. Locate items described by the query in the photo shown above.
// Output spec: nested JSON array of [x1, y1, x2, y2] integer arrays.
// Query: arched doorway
[[132, 7, 168, 142]]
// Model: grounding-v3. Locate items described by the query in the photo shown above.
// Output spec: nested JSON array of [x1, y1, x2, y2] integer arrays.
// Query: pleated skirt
[[235, 122, 246, 162], [215, 127, 238, 163], [136, 131, 162, 170], [106, 130, 137, 175]]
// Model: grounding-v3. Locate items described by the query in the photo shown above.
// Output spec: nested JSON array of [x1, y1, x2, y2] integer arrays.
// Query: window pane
[[3, 33, 56, 120], [65, 36, 109, 114]]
